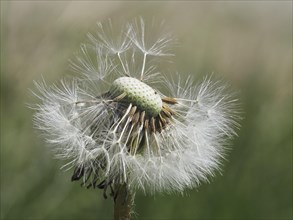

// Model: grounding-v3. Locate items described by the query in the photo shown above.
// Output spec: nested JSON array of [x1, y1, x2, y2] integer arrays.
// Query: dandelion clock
[[32, 18, 241, 219]]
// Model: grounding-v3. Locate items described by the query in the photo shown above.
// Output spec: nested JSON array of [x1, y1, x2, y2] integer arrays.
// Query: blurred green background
[[1, 1, 292, 220]]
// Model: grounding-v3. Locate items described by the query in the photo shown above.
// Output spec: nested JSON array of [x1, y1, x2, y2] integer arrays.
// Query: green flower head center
[[109, 77, 162, 116]]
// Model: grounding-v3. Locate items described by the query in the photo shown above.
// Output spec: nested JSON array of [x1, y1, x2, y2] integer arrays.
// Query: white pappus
[[32, 17, 241, 196]]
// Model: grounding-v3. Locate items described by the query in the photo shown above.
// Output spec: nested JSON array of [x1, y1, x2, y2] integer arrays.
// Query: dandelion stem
[[114, 183, 134, 220]]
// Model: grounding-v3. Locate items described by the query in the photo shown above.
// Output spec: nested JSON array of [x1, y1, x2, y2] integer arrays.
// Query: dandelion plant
[[32, 18, 240, 219]]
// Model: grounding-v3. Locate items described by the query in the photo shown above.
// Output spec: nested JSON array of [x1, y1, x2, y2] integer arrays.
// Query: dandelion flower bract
[[32, 18, 240, 218]]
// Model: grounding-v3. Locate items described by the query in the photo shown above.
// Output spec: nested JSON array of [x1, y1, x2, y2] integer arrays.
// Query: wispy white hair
[[32, 18, 240, 194]]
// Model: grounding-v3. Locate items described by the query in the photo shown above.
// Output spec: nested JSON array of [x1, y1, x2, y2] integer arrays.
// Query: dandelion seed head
[[32, 18, 240, 194], [109, 77, 162, 116]]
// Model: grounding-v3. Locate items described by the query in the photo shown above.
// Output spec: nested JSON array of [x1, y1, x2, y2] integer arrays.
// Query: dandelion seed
[[32, 18, 240, 220]]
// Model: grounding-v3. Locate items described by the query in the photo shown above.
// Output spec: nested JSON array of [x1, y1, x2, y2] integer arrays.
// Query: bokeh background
[[1, 1, 292, 220]]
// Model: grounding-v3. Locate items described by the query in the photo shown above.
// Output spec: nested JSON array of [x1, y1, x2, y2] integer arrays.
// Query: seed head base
[[71, 77, 178, 198]]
